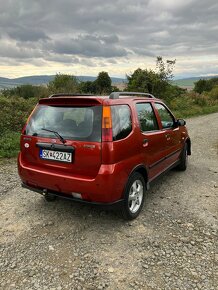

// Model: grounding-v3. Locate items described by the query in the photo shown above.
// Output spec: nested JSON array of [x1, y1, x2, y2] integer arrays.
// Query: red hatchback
[[18, 92, 191, 219]]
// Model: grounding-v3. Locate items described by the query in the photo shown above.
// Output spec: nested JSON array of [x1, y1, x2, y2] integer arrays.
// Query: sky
[[0, 0, 218, 79]]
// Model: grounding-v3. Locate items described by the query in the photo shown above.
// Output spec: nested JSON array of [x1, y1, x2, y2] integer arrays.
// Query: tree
[[80, 81, 97, 94], [127, 68, 158, 94], [156, 56, 176, 81], [48, 74, 79, 94], [126, 57, 177, 98], [95, 71, 112, 94]]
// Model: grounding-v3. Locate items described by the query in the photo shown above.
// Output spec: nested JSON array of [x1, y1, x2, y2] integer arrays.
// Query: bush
[[2, 85, 48, 99], [0, 95, 38, 134], [168, 91, 218, 118], [0, 94, 38, 159], [194, 77, 218, 94], [208, 85, 218, 100]]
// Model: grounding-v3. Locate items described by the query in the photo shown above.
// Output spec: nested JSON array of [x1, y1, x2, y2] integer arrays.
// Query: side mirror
[[176, 119, 186, 126]]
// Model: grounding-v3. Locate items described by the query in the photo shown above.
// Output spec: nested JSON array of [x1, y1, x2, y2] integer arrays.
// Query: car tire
[[177, 143, 188, 171], [44, 193, 57, 202], [121, 172, 145, 220]]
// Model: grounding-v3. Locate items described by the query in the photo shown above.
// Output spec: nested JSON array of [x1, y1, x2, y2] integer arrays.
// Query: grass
[[0, 132, 20, 159], [172, 79, 195, 88], [173, 104, 218, 119], [167, 92, 218, 118]]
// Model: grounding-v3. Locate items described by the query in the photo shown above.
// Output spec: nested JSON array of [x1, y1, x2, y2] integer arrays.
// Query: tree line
[[2, 56, 218, 102], [2, 57, 185, 100], [2, 71, 118, 99]]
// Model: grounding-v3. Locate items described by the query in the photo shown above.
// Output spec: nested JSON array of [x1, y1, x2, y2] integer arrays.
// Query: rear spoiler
[[39, 97, 103, 106]]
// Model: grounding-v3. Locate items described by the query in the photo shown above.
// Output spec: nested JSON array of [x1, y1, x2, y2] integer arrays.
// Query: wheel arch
[[186, 138, 191, 155], [128, 164, 149, 190]]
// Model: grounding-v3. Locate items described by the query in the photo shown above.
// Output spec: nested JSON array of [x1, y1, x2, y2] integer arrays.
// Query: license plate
[[39, 149, 72, 163]]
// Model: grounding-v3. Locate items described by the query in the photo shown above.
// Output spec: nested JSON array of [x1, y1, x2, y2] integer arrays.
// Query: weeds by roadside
[[0, 132, 20, 158]]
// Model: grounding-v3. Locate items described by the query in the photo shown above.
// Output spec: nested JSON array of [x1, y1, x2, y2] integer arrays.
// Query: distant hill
[[0, 75, 126, 90], [1, 74, 217, 91], [173, 75, 218, 89]]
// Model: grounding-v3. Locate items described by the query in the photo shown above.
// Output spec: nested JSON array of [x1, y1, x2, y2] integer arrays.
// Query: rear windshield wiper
[[41, 128, 66, 144]]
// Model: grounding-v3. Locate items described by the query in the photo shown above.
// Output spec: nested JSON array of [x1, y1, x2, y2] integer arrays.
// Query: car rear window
[[111, 105, 132, 141], [25, 105, 102, 142]]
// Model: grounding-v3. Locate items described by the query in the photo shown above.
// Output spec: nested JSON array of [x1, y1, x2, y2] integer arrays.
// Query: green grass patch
[[0, 132, 20, 159], [173, 104, 218, 119], [172, 79, 195, 88], [167, 92, 218, 118]]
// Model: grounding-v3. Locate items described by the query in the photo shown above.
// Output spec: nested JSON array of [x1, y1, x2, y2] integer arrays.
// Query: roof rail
[[109, 91, 155, 99], [49, 93, 94, 98]]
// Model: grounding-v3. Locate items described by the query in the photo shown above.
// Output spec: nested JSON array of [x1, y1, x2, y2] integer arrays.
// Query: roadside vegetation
[[1, 57, 218, 158]]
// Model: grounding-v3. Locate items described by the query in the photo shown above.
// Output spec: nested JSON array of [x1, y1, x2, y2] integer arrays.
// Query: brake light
[[102, 106, 113, 142]]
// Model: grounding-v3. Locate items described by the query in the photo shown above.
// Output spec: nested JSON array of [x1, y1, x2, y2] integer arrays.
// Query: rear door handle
[[165, 134, 171, 140], [143, 138, 149, 147]]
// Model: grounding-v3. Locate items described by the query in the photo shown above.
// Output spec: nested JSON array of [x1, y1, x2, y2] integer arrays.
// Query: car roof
[[38, 92, 162, 106]]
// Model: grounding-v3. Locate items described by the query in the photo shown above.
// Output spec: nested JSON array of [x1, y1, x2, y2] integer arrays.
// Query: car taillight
[[102, 106, 113, 142]]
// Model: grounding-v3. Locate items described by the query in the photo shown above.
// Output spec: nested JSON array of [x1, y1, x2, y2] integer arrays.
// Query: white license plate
[[40, 149, 72, 163]]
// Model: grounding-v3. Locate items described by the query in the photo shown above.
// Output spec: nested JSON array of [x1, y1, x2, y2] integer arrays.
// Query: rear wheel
[[121, 172, 145, 220], [177, 143, 188, 171]]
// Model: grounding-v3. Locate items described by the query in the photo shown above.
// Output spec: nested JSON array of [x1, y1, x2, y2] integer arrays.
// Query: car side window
[[155, 103, 174, 129], [136, 103, 159, 132], [111, 105, 132, 141]]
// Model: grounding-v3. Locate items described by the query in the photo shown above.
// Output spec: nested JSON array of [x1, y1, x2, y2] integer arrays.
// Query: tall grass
[[0, 132, 20, 158], [167, 91, 218, 118]]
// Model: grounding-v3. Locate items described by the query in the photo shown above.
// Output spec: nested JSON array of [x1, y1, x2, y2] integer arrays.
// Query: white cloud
[[0, 0, 217, 78], [148, 0, 196, 11]]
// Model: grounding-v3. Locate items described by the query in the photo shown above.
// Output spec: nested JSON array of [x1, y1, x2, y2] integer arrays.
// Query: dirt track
[[0, 113, 218, 290]]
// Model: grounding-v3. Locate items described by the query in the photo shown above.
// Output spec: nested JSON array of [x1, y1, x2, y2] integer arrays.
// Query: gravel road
[[0, 113, 218, 290]]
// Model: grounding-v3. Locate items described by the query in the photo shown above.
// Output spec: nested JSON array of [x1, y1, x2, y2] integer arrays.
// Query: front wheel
[[121, 172, 145, 220]]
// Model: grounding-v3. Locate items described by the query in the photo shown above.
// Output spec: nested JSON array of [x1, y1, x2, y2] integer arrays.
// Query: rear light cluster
[[102, 106, 113, 142]]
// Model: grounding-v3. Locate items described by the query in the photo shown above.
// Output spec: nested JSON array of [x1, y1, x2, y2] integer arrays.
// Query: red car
[[18, 92, 191, 219]]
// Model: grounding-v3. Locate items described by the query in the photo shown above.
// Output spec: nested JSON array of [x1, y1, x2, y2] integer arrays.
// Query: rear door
[[153, 102, 182, 167], [21, 99, 102, 178], [135, 102, 167, 180]]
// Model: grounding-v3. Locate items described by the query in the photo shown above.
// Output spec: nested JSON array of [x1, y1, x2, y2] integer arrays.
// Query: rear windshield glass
[[111, 105, 132, 141], [25, 105, 102, 142]]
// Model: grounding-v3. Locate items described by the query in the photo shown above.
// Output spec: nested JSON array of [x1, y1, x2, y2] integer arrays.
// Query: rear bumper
[[21, 182, 123, 209], [18, 153, 128, 203]]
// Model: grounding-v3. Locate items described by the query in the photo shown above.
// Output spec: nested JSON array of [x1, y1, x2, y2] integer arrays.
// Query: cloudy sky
[[0, 0, 218, 79]]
